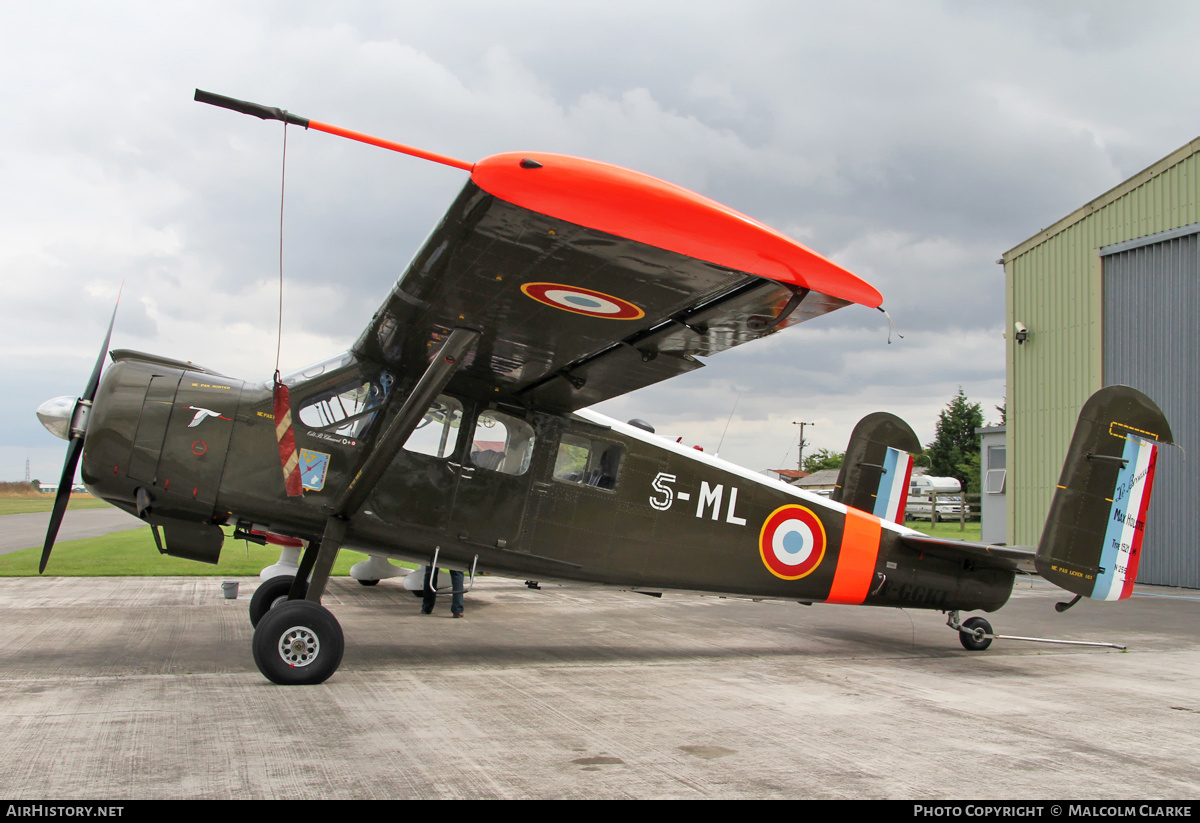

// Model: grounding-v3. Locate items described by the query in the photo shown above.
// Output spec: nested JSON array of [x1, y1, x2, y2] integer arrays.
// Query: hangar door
[[1102, 225, 1200, 588]]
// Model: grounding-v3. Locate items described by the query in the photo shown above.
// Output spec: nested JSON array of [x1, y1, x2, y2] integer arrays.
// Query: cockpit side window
[[553, 433, 623, 490], [297, 373, 391, 438], [470, 411, 535, 476], [403, 396, 464, 458]]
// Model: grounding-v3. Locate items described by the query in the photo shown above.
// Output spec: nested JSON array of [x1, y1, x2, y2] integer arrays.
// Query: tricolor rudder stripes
[[273, 381, 304, 497], [871, 447, 914, 525], [1034, 385, 1173, 601], [1095, 435, 1159, 601]]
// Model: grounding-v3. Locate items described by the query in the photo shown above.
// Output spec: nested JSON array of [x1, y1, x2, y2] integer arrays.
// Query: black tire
[[252, 600, 345, 686], [249, 575, 307, 628], [357, 579, 380, 587], [959, 616, 994, 651]]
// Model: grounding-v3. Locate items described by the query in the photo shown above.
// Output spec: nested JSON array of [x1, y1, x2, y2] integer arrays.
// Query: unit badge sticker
[[759, 504, 827, 580], [299, 449, 331, 492]]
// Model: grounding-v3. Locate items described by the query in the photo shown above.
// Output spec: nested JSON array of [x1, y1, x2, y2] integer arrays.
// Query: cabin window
[[403, 396, 463, 458], [552, 433, 623, 490], [297, 373, 391, 438], [470, 411, 535, 476]]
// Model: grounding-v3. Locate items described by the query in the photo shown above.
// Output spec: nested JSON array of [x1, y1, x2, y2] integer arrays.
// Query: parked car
[[906, 494, 971, 521]]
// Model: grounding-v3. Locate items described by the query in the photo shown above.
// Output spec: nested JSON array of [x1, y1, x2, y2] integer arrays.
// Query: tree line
[[799, 388, 1003, 494]]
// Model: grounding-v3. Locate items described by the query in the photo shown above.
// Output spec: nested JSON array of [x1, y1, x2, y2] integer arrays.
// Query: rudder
[[1035, 385, 1173, 600], [831, 412, 921, 524]]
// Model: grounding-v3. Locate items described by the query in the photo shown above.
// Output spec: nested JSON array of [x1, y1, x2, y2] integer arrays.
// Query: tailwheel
[[252, 600, 344, 685], [249, 574, 307, 628], [958, 616, 994, 651]]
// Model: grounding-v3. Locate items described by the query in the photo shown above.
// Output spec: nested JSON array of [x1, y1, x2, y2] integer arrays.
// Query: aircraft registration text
[[649, 472, 746, 526]]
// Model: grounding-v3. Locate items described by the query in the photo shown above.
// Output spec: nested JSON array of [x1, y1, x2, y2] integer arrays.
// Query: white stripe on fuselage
[[574, 408, 919, 539]]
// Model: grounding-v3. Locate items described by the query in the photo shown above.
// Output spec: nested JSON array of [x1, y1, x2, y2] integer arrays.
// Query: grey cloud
[[2, 0, 1195, 480]]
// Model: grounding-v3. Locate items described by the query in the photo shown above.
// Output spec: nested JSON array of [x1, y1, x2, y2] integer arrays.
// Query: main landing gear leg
[[249, 330, 480, 686], [248, 541, 317, 628], [251, 518, 347, 685]]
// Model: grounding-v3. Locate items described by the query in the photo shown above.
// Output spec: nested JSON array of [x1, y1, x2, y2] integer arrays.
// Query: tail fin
[[1035, 386, 1173, 601], [831, 412, 921, 524]]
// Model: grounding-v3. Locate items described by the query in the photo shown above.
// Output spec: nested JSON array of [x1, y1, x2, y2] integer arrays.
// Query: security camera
[[1014, 322, 1029, 344]]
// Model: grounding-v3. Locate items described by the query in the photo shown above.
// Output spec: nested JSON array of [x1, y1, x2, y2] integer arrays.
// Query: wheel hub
[[277, 626, 320, 667]]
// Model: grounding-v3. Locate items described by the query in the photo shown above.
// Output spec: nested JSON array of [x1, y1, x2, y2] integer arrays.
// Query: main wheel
[[357, 579, 380, 587], [249, 575, 307, 628], [958, 616, 994, 651], [252, 600, 345, 686]]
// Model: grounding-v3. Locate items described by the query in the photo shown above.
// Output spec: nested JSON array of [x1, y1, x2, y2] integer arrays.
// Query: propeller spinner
[[36, 294, 120, 573]]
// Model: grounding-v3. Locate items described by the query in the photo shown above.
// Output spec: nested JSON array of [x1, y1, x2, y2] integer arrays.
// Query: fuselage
[[81, 350, 1013, 613]]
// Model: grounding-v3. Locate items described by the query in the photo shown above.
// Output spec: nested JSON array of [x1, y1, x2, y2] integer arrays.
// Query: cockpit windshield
[[268, 352, 357, 389]]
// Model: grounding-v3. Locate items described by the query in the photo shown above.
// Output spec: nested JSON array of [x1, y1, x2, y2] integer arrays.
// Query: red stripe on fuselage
[[471, 152, 882, 308]]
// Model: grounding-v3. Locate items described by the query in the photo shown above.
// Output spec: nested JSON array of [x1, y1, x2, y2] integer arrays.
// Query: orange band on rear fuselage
[[826, 508, 883, 605]]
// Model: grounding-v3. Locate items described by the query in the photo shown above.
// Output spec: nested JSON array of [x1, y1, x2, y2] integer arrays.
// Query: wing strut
[[299, 327, 481, 603]]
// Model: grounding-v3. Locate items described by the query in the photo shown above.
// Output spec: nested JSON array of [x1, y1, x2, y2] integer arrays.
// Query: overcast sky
[[5, 0, 1200, 483]]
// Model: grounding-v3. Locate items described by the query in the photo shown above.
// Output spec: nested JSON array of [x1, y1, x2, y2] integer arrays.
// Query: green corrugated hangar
[[1001, 136, 1200, 588]]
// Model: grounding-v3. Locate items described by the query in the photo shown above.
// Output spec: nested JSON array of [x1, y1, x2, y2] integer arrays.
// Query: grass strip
[[0, 496, 112, 516], [0, 526, 393, 577]]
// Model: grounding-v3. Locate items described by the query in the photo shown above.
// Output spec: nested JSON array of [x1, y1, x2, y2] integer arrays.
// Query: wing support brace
[[300, 328, 481, 604]]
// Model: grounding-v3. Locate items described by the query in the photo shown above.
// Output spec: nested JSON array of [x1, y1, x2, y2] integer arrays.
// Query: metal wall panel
[[1103, 236, 1200, 588], [1006, 143, 1200, 564]]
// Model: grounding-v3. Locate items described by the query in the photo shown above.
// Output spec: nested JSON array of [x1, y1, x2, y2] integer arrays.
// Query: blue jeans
[[422, 568, 464, 614]]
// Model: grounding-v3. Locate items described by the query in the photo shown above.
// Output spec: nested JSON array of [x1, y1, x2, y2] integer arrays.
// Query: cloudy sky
[[5, 0, 1200, 483]]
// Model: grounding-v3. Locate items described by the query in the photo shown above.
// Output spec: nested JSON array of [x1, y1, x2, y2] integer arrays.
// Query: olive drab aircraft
[[35, 90, 1175, 685]]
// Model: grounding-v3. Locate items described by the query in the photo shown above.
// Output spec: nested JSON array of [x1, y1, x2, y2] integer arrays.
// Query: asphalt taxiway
[[1, 573, 1198, 799], [0, 507, 143, 554]]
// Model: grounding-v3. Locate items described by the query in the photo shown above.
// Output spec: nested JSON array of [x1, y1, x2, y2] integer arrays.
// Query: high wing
[[353, 151, 882, 413]]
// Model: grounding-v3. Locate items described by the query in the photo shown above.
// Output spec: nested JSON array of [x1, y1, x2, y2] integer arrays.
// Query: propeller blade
[[82, 286, 121, 402], [41, 285, 121, 573], [40, 436, 83, 573]]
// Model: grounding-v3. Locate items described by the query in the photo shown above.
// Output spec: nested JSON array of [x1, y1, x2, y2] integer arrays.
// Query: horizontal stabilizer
[[832, 412, 920, 523], [1035, 385, 1173, 601], [899, 534, 1035, 573]]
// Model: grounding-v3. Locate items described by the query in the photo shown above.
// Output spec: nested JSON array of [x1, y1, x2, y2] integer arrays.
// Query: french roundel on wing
[[520, 282, 645, 320], [759, 505, 828, 580]]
